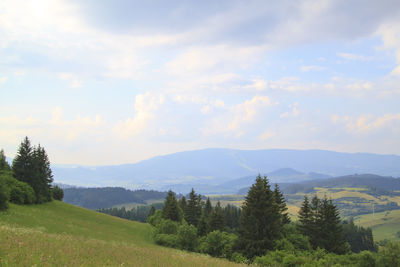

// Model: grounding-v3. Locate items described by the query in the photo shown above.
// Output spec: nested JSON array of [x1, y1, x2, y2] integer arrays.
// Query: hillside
[[52, 148, 400, 191], [0, 201, 245, 266]]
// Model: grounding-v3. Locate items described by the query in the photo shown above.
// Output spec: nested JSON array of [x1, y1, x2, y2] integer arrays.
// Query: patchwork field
[[0, 201, 246, 266]]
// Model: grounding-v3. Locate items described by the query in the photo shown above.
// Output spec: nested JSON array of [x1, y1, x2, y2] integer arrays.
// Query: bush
[[52, 185, 64, 200], [0, 171, 35, 204], [155, 219, 179, 235], [154, 234, 179, 248], [377, 241, 400, 267], [230, 252, 248, 264], [199, 230, 238, 258], [0, 181, 9, 210], [177, 223, 198, 251], [147, 210, 163, 226]]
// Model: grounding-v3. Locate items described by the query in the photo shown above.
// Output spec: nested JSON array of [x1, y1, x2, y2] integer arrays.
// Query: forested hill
[[52, 148, 400, 190], [63, 188, 168, 209], [237, 174, 400, 195]]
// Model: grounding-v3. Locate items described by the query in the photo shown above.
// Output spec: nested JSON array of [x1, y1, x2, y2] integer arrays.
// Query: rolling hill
[[52, 148, 400, 192], [0, 201, 245, 266]]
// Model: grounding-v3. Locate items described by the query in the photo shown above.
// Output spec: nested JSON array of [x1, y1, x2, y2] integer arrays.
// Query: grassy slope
[[0, 201, 245, 266], [354, 209, 400, 241]]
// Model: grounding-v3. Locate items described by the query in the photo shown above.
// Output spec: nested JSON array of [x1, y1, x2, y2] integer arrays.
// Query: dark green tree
[[184, 188, 202, 226], [32, 144, 53, 202], [298, 196, 313, 240], [0, 149, 11, 171], [208, 201, 225, 232], [237, 175, 282, 259], [0, 181, 9, 210], [179, 196, 187, 213], [162, 190, 182, 222], [148, 205, 156, 218], [12, 137, 34, 185], [52, 185, 64, 201], [319, 197, 348, 254], [204, 197, 212, 217], [273, 184, 290, 225]]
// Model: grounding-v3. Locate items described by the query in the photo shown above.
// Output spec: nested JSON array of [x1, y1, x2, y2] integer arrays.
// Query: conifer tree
[[148, 205, 156, 218], [273, 184, 290, 225], [179, 196, 187, 213], [198, 197, 213, 236], [12, 137, 34, 184], [298, 196, 313, 238], [32, 144, 53, 202], [0, 149, 11, 171], [208, 201, 225, 232], [237, 175, 282, 258], [162, 190, 181, 222], [204, 197, 212, 217], [184, 188, 202, 226]]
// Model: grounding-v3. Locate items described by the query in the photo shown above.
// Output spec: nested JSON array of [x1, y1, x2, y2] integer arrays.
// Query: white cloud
[[332, 113, 400, 134], [337, 52, 373, 61], [259, 130, 276, 141], [300, 65, 326, 72], [114, 92, 165, 138], [0, 76, 7, 83], [58, 73, 82, 88], [280, 102, 300, 118]]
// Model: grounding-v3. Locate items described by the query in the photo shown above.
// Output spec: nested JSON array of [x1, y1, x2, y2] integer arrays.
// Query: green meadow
[[354, 209, 400, 241], [0, 201, 246, 266]]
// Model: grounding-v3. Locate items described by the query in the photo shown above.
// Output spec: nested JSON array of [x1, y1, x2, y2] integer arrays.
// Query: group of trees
[[147, 174, 387, 264], [0, 137, 63, 211]]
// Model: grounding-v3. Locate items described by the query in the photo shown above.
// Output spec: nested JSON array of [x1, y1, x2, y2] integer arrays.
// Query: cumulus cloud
[[300, 65, 326, 72], [332, 113, 400, 134], [114, 92, 165, 138]]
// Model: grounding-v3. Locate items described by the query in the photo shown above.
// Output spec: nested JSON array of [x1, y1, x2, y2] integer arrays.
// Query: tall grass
[[0, 201, 246, 266]]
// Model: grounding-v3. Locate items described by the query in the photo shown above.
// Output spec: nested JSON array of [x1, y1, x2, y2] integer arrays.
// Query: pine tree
[[148, 205, 156, 218], [162, 190, 181, 222], [208, 201, 225, 232], [298, 196, 313, 238], [198, 197, 213, 236], [179, 196, 187, 213], [204, 197, 212, 217], [184, 188, 202, 226], [32, 144, 53, 202], [12, 137, 34, 184], [0, 149, 11, 171], [319, 197, 348, 254], [237, 175, 282, 258], [273, 184, 290, 225]]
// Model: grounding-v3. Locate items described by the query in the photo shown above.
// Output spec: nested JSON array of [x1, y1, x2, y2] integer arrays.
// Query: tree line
[[0, 137, 63, 211], [147, 174, 392, 265]]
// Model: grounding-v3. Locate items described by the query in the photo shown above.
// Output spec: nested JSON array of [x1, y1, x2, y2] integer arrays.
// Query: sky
[[1, 0, 400, 165]]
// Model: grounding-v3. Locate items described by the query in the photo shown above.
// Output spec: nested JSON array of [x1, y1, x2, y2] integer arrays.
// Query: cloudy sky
[[1, 0, 400, 165]]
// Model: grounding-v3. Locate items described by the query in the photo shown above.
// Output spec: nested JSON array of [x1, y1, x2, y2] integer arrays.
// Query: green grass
[[354, 210, 400, 241], [0, 201, 246, 266]]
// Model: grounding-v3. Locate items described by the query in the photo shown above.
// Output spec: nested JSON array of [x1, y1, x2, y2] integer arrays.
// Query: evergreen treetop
[[0, 149, 11, 171], [162, 190, 182, 222]]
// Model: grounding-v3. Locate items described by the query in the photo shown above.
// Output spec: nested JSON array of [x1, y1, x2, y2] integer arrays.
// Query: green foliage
[[274, 183, 291, 224], [162, 190, 182, 222], [298, 195, 348, 254], [147, 210, 163, 226], [199, 230, 238, 258], [342, 219, 377, 253], [154, 234, 179, 248], [155, 219, 179, 235], [184, 188, 202, 227], [377, 241, 400, 267], [0, 171, 35, 205], [0, 180, 9, 210], [52, 185, 64, 201], [0, 149, 11, 171], [237, 175, 283, 258], [208, 201, 225, 232], [12, 137, 53, 204], [177, 223, 198, 251]]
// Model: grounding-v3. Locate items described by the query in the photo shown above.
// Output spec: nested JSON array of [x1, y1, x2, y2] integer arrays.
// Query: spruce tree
[[32, 144, 53, 202], [298, 196, 313, 238], [12, 137, 34, 184], [273, 184, 290, 224], [179, 196, 187, 213], [204, 197, 212, 217], [237, 175, 282, 259], [184, 188, 202, 226], [208, 201, 225, 232], [0, 149, 11, 171], [162, 190, 181, 222], [148, 205, 156, 218]]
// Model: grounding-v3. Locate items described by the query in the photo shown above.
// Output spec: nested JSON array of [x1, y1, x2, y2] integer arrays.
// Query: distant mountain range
[[50, 148, 400, 193]]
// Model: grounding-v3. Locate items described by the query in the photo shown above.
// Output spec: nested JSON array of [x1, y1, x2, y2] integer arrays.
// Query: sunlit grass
[[0, 201, 246, 266], [354, 209, 400, 241]]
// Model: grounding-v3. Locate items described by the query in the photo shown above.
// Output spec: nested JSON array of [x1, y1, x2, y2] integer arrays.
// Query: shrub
[[154, 234, 179, 248], [52, 185, 64, 200], [377, 241, 400, 267], [200, 230, 238, 258], [155, 219, 179, 235], [0, 181, 9, 210], [0, 171, 35, 204], [177, 223, 198, 251], [230, 252, 248, 264], [147, 210, 163, 226]]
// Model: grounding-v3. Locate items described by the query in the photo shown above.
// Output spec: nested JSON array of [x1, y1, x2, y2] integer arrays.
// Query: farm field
[[0, 201, 246, 266], [354, 209, 400, 241]]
